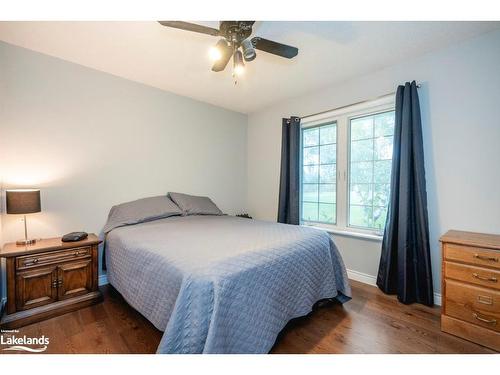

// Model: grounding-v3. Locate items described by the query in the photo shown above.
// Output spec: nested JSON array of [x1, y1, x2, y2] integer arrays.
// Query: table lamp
[[6, 189, 41, 246]]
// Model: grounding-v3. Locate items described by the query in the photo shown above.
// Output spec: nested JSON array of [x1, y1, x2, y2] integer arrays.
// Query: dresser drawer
[[445, 281, 500, 333], [444, 243, 500, 270], [16, 246, 91, 270], [445, 279, 500, 314], [442, 315, 500, 352], [445, 261, 500, 290]]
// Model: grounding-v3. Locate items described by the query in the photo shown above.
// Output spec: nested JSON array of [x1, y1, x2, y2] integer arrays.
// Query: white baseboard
[[98, 274, 109, 286], [346, 268, 442, 306], [346, 269, 377, 286]]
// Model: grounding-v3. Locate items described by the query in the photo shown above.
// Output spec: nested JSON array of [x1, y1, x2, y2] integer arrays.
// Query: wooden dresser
[[0, 234, 103, 329], [441, 230, 500, 351]]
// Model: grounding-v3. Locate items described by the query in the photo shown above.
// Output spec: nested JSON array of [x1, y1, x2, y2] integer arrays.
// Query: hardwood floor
[[1, 280, 495, 354], [272, 280, 495, 354]]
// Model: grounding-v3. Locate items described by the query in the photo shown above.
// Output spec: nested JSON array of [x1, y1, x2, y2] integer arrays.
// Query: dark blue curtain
[[376, 81, 434, 306], [277, 116, 301, 224]]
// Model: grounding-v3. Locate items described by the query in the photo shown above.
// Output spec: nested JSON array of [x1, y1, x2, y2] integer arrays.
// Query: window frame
[[300, 95, 395, 239]]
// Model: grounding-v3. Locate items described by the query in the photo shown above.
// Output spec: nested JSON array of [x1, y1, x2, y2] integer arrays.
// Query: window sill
[[303, 224, 384, 242]]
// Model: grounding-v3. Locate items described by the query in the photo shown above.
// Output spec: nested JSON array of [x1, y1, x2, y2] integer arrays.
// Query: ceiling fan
[[158, 21, 299, 79]]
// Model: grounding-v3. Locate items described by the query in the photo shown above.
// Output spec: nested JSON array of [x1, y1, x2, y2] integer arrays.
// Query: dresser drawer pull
[[477, 295, 493, 305], [25, 258, 39, 266], [472, 312, 497, 325], [473, 254, 499, 262], [472, 272, 498, 283], [472, 273, 498, 282], [52, 280, 58, 288], [74, 250, 85, 256]]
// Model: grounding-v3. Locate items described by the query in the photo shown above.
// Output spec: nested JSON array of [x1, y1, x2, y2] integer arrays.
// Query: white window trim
[[300, 94, 395, 240]]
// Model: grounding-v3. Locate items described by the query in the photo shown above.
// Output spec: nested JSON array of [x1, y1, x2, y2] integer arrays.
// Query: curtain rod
[[300, 84, 421, 121]]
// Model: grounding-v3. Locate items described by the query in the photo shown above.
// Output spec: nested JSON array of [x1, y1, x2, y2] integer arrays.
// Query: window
[[301, 122, 337, 224], [349, 111, 395, 231], [300, 96, 395, 236]]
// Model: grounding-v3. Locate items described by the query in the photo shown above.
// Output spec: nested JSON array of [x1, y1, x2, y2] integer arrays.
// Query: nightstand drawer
[[444, 243, 500, 270], [445, 261, 500, 290], [16, 246, 91, 270]]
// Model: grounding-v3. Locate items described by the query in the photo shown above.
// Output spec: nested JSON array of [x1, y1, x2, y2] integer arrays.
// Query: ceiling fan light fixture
[[241, 39, 256, 62], [209, 39, 229, 62], [209, 47, 222, 61], [233, 50, 245, 76], [158, 21, 299, 79]]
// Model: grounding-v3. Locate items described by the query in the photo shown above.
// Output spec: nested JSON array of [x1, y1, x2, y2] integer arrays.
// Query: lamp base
[[16, 238, 37, 246]]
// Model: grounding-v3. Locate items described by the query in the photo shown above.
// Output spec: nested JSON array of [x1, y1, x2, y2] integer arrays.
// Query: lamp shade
[[6, 189, 41, 214]]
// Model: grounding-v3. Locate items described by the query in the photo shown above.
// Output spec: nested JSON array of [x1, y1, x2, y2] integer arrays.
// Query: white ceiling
[[1, 21, 499, 113]]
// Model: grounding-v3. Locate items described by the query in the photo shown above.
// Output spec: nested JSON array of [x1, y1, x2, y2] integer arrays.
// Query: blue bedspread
[[105, 215, 351, 353]]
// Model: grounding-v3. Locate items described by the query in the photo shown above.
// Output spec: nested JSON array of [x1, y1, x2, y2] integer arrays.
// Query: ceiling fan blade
[[211, 43, 233, 72], [251, 37, 298, 59], [158, 21, 220, 37]]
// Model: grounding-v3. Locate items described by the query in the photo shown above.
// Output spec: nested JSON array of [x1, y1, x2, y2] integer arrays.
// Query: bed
[[104, 199, 351, 354]]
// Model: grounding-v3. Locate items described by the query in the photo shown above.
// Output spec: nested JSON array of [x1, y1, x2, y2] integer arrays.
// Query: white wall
[[0, 42, 248, 291], [247, 29, 500, 295]]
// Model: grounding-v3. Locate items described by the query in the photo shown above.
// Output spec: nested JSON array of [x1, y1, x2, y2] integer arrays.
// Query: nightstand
[[0, 234, 103, 329]]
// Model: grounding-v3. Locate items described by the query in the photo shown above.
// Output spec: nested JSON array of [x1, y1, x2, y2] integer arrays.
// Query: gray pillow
[[103, 195, 182, 233], [168, 192, 223, 216]]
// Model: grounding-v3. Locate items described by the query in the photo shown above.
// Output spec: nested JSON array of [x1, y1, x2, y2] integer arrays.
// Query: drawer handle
[[472, 312, 497, 325], [25, 258, 39, 266], [58, 279, 63, 286], [74, 250, 85, 256], [472, 273, 498, 282], [52, 280, 58, 288], [474, 254, 499, 262], [477, 295, 493, 305]]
